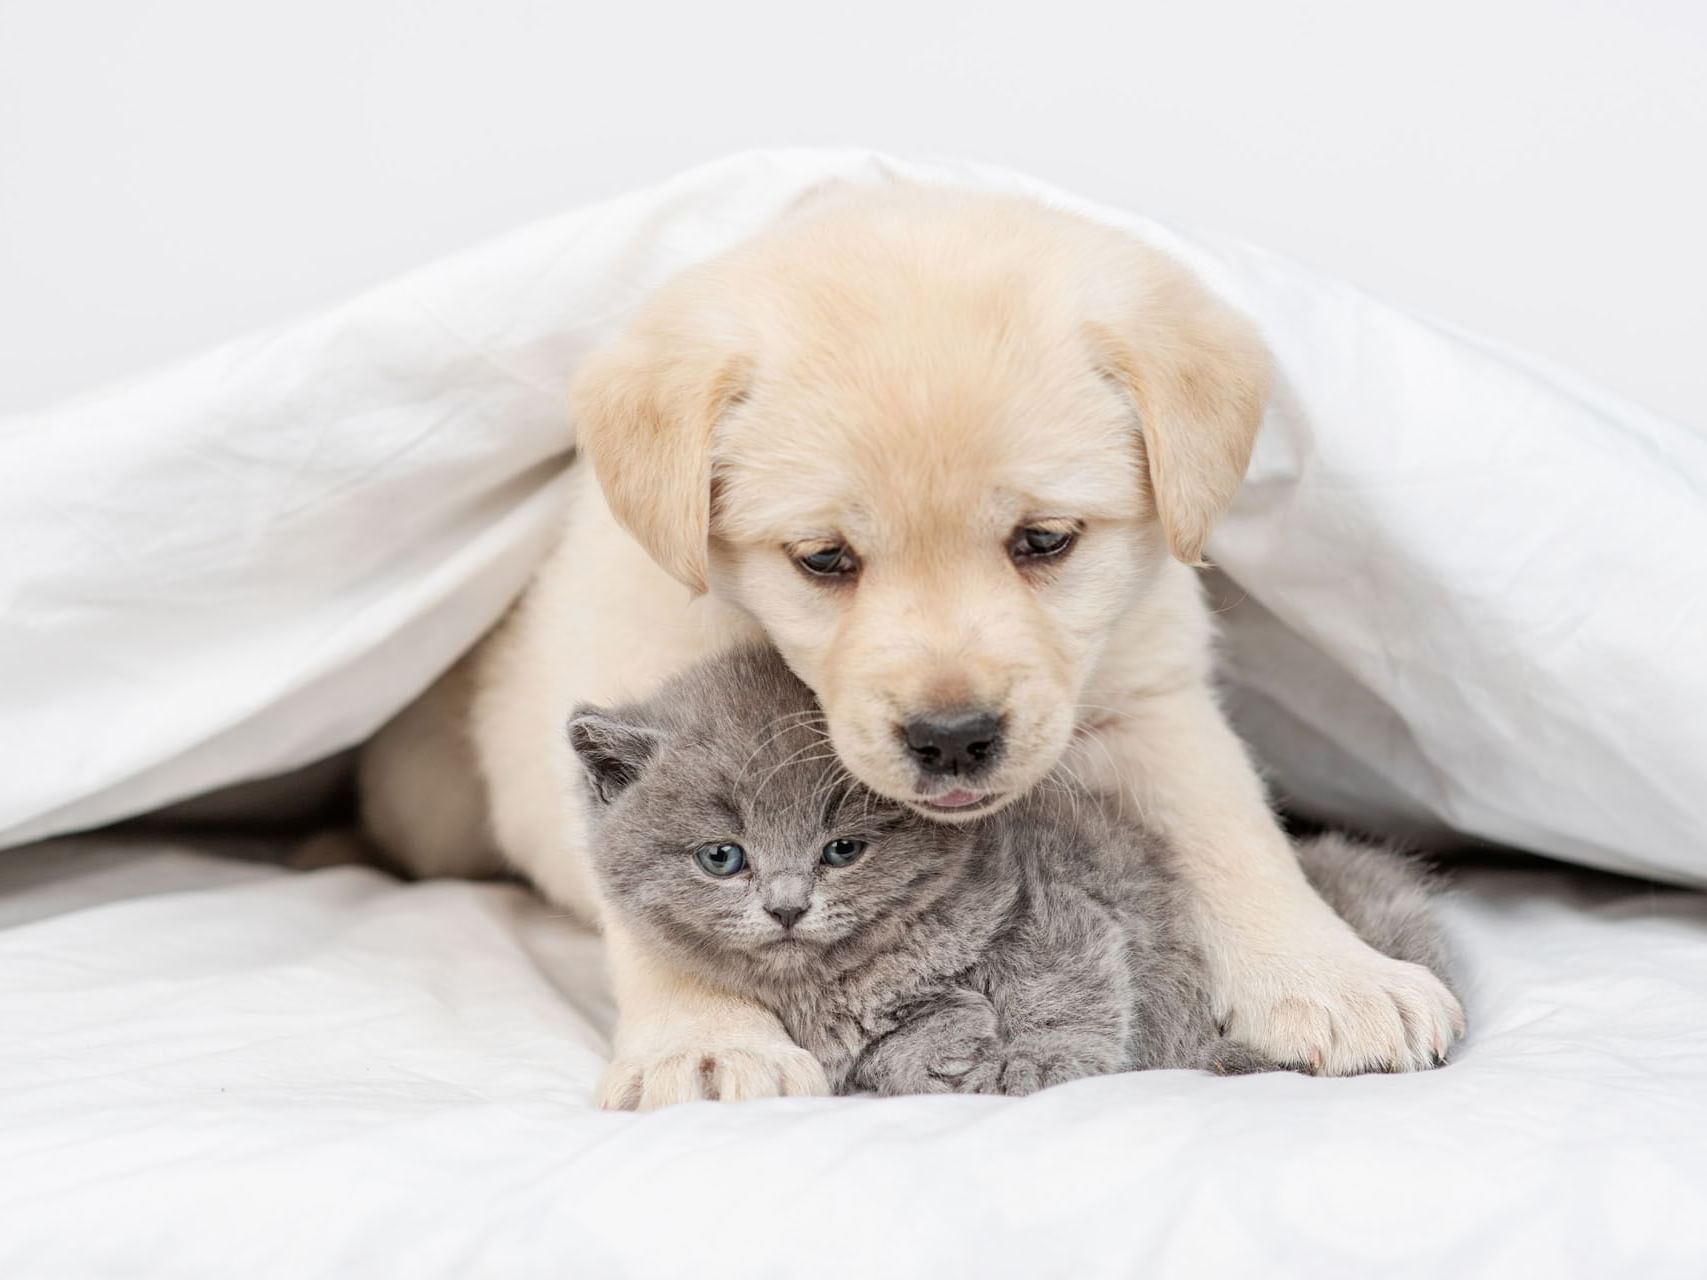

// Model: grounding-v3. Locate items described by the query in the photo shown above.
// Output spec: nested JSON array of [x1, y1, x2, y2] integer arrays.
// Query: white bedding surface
[[3, 835, 1705, 1277]]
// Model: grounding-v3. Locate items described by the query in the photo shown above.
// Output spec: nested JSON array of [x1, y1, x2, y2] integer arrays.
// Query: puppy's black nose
[[767, 904, 806, 930], [902, 710, 1004, 777]]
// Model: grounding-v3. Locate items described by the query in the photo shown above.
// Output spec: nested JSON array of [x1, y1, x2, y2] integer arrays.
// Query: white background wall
[[2, 0, 1703, 424]]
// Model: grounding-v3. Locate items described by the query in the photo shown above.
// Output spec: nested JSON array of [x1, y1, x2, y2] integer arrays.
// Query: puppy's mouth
[[909, 788, 1006, 819]]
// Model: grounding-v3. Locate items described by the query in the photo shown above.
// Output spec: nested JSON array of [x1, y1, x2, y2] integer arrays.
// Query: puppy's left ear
[[1090, 255, 1273, 567], [572, 280, 751, 594]]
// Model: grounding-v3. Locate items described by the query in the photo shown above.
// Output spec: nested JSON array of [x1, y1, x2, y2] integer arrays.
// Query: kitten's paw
[[994, 1056, 1049, 1096], [917, 1003, 1005, 1093], [990, 1033, 1125, 1095], [927, 1053, 1002, 1094], [1213, 934, 1464, 1075], [860, 992, 1002, 1095], [599, 1041, 829, 1110]]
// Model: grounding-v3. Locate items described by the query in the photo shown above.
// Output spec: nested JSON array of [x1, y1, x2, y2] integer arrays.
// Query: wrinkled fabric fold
[[2, 150, 1703, 887]]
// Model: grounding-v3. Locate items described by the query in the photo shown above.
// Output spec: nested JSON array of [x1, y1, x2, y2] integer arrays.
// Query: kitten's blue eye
[[821, 837, 867, 868], [695, 842, 747, 877]]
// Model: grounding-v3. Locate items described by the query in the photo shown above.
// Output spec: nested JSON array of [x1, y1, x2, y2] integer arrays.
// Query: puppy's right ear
[[571, 282, 751, 595], [1088, 248, 1272, 568], [568, 707, 663, 804]]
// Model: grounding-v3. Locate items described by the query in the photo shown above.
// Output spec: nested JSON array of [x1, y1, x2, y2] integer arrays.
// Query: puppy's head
[[573, 184, 1270, 820]]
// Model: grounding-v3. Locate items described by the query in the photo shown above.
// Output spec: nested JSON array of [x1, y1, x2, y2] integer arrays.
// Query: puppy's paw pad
[[599, 1043, 829, 1110], [1220, 951, 1464, 1076]]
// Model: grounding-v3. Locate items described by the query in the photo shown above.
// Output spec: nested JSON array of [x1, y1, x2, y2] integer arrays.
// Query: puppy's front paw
[[1215, 939, 1465, 1076], [599, 1039, 828, 1110]]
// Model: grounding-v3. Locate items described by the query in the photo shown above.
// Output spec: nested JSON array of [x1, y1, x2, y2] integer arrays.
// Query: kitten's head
[[568, 646, 976, 986]]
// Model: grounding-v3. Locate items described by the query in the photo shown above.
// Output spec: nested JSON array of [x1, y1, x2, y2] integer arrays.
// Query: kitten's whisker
[[747, 742, 826, 793], [753, 742, 836, 785], [753, 748, 841, 794], [788, 758, 844, 824], [803, 768, 858, 829], [734, 710, 830, 785], [737, 715, 831, 782]]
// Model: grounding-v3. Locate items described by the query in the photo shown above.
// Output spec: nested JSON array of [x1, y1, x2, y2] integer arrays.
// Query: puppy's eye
[[794, 543, 860, 579], [694, 842, 747, 877], [1009, 524, 1078, 563], [821, 837, 867, 867]]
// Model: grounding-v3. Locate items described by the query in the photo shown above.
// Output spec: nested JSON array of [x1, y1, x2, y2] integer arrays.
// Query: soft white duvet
[[2, 151, 1705, 1275], [3, 150, 1704, 884]]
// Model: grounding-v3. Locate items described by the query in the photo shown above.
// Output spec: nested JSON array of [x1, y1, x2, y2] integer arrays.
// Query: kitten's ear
[[567, 707, 662, 804]]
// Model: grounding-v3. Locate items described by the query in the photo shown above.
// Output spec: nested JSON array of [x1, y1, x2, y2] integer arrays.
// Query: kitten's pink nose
[[767, 904, 806, 930]]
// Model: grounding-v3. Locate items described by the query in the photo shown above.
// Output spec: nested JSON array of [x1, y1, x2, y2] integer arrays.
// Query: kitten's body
[[571, 647, 1451, 1096]]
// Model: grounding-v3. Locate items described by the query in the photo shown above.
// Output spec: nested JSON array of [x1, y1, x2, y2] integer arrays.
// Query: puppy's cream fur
[[360, 184, 1464, 1106]]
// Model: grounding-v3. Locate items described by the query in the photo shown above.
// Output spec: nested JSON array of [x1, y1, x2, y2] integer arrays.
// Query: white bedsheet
[[2, 834, 1705, 1277], [2, 149, 1704, 886]]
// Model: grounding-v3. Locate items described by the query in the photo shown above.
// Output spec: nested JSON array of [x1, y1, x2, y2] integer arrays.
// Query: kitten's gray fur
[[570, 646, 1453, 1097]]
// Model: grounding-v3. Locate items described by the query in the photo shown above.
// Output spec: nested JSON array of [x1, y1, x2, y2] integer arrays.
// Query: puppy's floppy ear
[[1089, 257, 1273, 567], [571, 290, 750, 594], [568, 706, 663, 804]]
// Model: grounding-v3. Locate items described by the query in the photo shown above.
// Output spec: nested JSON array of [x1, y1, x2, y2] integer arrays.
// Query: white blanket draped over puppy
[[2, 150, 1703, 884]]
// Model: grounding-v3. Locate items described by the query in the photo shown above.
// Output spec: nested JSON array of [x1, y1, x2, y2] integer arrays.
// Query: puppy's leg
[[1075, 681, 1464, 1075], [358, 661, 505, 880], [288, 828, 381, 872], [598, 919, 829, 1109], [1294, 833, 1454, 986]]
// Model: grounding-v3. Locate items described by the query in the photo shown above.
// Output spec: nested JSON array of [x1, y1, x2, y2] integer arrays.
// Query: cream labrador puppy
[[360, 183, 1464, 1106]]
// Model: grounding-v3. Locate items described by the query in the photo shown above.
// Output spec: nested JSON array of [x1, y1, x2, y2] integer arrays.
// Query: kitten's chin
[[757, 932, 817, 954], [762, 926, 859, 959], [747, 936, 825, 976], [772, 932, 841, 952]]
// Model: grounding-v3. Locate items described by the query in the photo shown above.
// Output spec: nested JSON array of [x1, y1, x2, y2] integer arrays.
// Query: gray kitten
[[570, 646, 1452, 1097]]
